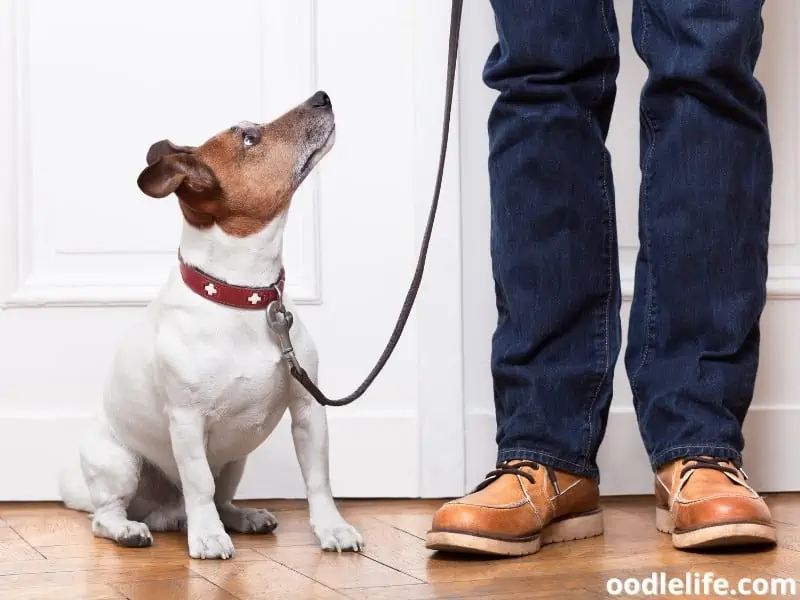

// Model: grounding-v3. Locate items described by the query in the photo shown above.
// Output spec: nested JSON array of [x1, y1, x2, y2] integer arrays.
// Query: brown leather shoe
[[655, 457, 776, 549], [425, 460, 603, 556]]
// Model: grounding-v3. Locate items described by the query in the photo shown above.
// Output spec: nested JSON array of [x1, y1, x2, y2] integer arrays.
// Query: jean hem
[[649, 445, 743, 472], [497, 448, 599, 480]]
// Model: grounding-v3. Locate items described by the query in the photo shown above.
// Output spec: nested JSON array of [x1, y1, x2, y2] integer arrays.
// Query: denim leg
[[484, 0, 621, 479], [626, 0, 771, 470]]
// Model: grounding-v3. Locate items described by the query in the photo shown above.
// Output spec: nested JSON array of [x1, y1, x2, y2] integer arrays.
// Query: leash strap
[[267, 0, 463, 407]]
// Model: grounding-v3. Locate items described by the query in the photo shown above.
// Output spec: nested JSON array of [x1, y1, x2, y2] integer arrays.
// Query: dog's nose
[[310, 90, 331, 108]]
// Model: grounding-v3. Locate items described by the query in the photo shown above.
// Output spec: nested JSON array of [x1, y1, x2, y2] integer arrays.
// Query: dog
[[58, 91, 363, 559]]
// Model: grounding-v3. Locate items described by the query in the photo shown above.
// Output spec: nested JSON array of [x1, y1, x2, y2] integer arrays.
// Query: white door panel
[[0, 0, 464, 500]]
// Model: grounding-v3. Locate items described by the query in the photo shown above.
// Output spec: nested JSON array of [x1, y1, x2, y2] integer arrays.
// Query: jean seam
[[582, 147, 613, 472], [582, 0, 617, 473], [597, 0, 616, 105], [651, 444, 741, 466], [600, 0, 618, 56], [498, 448, 593, 473], [629, 3, 657, 425], [629, 109, 657, 400]]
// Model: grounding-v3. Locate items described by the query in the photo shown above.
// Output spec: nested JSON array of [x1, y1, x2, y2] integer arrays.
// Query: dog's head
[[137, 91, 335, 236]]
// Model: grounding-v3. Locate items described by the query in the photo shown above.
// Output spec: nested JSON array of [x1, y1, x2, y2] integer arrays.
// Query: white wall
[[0, 0, 464, 500], [8, 0, 792, 502], [460, 0, 800, 494]]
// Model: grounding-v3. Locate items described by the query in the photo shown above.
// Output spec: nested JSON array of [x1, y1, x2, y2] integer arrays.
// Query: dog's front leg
[[168, 406, 234, 559], [289, 394, 364, 552]]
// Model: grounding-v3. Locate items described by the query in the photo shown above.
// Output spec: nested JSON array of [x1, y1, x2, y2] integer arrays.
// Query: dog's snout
[[310, 90, 331, 109]]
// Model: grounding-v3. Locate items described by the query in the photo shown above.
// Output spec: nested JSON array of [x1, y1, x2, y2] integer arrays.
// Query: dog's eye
[[241, 127, 261, 149]]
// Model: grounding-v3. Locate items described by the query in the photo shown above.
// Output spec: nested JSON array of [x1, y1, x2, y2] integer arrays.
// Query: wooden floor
[[0, 495, 798, 599]]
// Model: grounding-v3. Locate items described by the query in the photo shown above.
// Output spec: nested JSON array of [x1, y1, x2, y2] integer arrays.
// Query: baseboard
[[0, 412, 419, 501], [466, 406, 800, 496], [6, 407, 794, 501]]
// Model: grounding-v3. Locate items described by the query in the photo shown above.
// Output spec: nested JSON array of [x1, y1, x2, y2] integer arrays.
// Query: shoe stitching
[[518, 475, 543, 529], [450, 497, 529, 510], [722, 471, 758, 495], [559, 480, 582, 496], [674, 470, 757, 505], [675, 493, 762, 505], [670, 469, 686, 516], [554, 479, 586, 516], [545, 476, 557, 515], [656, 476, 671, 496], [675, 475, 758, 503], [655, 476, 673, 510]]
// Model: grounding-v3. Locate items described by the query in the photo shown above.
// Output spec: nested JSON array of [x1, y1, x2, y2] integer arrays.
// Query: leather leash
[[266, 0, 463, 407]]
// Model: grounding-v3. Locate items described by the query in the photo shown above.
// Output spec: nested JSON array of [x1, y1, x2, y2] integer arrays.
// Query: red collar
[[178, 253, 285, 310]]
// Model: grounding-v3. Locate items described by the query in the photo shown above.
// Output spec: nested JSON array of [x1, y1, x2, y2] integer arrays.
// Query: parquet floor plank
[[0, 495, 793, 599]]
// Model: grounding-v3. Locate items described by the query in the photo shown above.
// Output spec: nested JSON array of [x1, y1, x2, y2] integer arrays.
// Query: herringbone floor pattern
[[0, 495, 797, 599]]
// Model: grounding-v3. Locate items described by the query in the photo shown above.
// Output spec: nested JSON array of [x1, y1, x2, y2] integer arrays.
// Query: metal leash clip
[[265, 291, 301, 374]]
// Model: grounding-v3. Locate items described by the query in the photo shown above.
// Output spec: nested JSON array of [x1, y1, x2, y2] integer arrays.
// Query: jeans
[[485, 0, 771, 479]]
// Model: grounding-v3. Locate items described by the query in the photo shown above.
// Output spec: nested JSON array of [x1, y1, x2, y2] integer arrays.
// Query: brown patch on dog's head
[[137, 91, 335, 236]]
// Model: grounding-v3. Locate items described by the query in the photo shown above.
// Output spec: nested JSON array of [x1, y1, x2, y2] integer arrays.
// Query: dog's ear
[[137, 152, 218, 198], [145, 139, 196, 166]]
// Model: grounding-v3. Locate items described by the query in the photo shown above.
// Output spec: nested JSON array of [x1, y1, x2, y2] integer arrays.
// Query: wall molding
[[412, 0, 465, 499], [9, 263, 796, 309], [466, 405, 800, 496], [2, 274, 320, 309], [0, 411, 420, 501], [620, 266, 800, 300], [0, 0, 22, 306], [0, 0, 322, 311]]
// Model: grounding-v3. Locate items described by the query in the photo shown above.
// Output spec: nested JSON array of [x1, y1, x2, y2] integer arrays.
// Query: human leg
[[427, 0, 621, 555], [627, 0, 775, 548]]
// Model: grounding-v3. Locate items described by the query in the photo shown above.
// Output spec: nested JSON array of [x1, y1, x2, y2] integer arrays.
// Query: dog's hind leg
[[79, 423, 153, 548], [214, 459, 278, 534], [126, 461, 187, 532], [142, 503, 186, 532]]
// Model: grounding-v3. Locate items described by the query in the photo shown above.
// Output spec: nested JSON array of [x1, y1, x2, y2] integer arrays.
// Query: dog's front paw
[[116, 521, 154, 548], [219, 504, 278, 534], [315, 522, 364, 552], [188, 529, 235, 560], [101, 520, 153, 548]]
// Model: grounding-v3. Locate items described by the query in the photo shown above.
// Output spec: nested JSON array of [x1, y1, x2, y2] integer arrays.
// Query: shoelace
[[679, 456, 745, 480], [473, 459, 560, 493]]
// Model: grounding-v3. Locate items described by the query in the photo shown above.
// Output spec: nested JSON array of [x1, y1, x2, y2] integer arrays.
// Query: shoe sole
[[425, 509, 604, 557], [656, 507, 776, 549]]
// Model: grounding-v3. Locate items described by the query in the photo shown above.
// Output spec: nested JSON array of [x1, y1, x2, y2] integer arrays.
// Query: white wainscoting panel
[[5, 0, 320, 308], [0, 0, 464, 500]]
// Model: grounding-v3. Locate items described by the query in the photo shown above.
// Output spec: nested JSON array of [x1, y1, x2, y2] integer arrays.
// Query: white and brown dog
[[58, 91, 363, 559]]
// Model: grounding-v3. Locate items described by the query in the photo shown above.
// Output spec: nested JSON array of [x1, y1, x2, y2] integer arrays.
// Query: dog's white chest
[[109, 292, 313, 472], [196, 327, 294, 464]]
